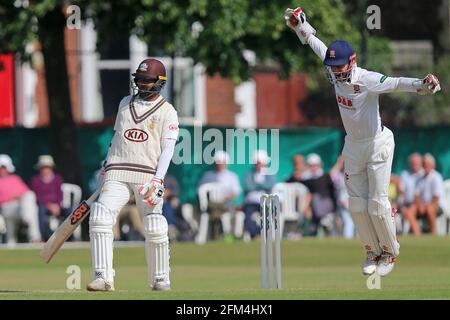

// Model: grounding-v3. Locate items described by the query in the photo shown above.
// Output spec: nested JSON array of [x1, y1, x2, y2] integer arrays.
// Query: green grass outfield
[[0, 236, 449, 300]]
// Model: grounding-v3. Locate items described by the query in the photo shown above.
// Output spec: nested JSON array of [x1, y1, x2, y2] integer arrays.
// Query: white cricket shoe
[[362, 251, 379, 275], [151, 277, 171, 291], [86, 278, 115, 292], [376, 252, 397, 277]]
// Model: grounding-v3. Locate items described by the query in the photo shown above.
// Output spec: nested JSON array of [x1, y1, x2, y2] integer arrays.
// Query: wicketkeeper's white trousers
[[342, 127, 400, 257]]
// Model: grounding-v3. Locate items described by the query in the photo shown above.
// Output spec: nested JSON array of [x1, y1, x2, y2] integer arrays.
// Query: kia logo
[[124, 129, 148, 142]]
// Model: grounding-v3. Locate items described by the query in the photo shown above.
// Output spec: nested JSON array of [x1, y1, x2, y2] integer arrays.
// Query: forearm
[[394, 77, 424, 92], [306, 34, 327, 61], [368, 75, 424, 94], [154, 138, 176, 180]]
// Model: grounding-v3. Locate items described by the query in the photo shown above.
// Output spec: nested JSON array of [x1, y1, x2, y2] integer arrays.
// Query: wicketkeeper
[[87, 58, 179, 291], [285, 6, 441, 276]]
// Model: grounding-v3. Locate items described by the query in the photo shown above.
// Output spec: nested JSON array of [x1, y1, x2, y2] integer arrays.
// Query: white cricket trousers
[[342, 126, 400, 257], [89, 180, 169, 286]]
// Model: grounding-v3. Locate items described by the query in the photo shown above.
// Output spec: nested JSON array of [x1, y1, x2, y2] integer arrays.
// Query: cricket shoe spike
[[362, 251, 379, 276], [376, 252, 397, 277], [87, 278, 115, 292]]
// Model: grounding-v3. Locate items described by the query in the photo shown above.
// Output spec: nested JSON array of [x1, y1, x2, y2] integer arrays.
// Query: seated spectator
[[113, 194, 145, 241], [300, 153, 338, 236], [88, 163, 144, 241], [286, 155, 312, 235], [242, 150, 276, 239], [407, 154, 446, 235], [399, 153, 424, 233], [29, 155, 70, 242], [198, 150, 241, 240], [0, 154, 40, 244], [287, 154, 311, 182], [330, 155, 355, 239], [162, 174, 181, 241]]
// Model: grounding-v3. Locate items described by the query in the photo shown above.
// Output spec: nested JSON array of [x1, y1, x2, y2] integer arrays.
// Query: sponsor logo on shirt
[[124, 128, 149, 142], [353, 84, 361, 93], [169, 124, 179, 131], [336, 95, 354, 110]]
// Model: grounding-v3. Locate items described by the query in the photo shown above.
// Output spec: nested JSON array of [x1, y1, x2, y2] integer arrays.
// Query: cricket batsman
[[285, 7, 441, 276], [87, 58, 179, 291]]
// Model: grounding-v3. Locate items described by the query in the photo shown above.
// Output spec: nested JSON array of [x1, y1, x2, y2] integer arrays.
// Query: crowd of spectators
[[0, 150, 448, 245]]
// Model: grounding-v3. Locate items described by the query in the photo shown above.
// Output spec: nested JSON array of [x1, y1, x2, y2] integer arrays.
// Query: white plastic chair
[[181, 203, 198, 233], [436, 179, 450, 236], [55, 183, 83, 241], [271, 182, 309, 237], [195, 182, 233, 244]]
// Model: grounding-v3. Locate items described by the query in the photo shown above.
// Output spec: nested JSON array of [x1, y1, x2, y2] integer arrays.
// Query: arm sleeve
[[154, 138, 176, 180], [161, 109, 180, 140], [364, 71, 422, 94], [306, 34, 328, 62]]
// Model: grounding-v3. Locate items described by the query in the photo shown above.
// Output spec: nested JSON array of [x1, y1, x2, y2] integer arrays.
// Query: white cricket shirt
[[307, 35, 421, 140], [104, 94, 179, 184]]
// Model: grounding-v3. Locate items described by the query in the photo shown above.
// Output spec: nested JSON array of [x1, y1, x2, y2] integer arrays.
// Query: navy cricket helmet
[[324, 40, 357, 84]]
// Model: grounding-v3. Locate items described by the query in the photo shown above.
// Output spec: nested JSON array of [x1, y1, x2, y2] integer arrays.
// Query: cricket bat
[[40, 188, 101, 263]]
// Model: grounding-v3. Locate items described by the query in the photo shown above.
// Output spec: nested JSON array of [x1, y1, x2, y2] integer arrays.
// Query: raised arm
[[364, 71, 441, 95], [285, 7, 327, 61]]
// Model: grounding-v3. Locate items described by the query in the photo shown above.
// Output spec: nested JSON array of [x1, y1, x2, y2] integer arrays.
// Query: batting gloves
[[284, 7, 316, 44], [416, 73, 441, 95], [424, 74, 441, 94], [139, 178, 165, 206]]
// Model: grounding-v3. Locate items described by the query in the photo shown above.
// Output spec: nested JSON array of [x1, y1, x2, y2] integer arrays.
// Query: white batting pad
[[348, 197, 382, 256], [368, 198, 400, 257], [89, 202, 115, 282], [144, 214, 170, 288]]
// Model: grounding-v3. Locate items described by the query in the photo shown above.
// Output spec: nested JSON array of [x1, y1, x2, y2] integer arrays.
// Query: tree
[[0, 1, 82, 187], [83, 0, 359, 82]]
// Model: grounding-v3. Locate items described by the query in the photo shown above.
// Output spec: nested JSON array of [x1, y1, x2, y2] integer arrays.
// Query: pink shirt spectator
[[0, 174, 30, 205], [29, 174, 64, 206]]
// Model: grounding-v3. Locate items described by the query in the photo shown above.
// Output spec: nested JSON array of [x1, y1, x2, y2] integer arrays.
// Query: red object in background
[[255, 72, 307, 128], [0, 54, 15, 127]]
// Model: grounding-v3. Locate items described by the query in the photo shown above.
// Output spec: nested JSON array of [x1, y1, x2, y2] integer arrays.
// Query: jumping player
[[87, 58, 179, 291], [285, 7, 441, 276]]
